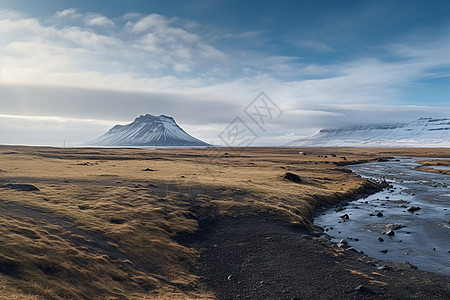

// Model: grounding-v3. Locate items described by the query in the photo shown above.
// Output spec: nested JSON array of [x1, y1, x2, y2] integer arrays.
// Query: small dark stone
[[380, 249, 388, 253], [376, 212, 383, 217], [1, 184, 40, 191], [284, 172, 301, 183], [378, 237, 384, 242], [142, 168, 156, 171], [407, 206, 421, 212], [109, 218, 126, 224], [379, 181, 389, 188], [385, 230, 395, 236], [340, 214, 350, 220]]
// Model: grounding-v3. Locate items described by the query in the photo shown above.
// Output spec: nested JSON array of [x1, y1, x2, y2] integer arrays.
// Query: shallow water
[[314, 157, 450, 276], [431, 166, 450, 171]]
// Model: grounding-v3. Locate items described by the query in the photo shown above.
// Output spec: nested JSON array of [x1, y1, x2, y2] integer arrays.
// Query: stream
[[314, 157, 450, 276]]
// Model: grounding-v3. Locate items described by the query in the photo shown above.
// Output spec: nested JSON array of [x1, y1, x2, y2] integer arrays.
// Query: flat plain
[[0, 146, 449, 299]]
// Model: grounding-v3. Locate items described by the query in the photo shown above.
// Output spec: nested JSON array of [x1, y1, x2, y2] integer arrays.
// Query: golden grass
[[413, 159, 450, 175], [0, 146, 449, 299]]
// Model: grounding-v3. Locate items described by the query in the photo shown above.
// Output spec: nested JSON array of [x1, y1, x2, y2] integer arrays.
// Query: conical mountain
[[87, 114, 209, 146]]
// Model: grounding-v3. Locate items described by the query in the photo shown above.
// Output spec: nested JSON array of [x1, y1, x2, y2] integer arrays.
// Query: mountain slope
[[288, 117, 450, 147], [87, 114, 209, 146]]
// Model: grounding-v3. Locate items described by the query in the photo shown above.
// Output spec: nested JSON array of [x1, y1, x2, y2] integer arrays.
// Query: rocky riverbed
[[315, 157, 450, 276]]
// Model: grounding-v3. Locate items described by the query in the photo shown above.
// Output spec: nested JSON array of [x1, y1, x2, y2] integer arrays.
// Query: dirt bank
[[178, 214, 450, 299]]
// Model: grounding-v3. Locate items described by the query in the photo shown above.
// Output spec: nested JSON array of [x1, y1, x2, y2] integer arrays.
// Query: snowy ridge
[[288, 117, 450, 147], [87, 114, 209, 146]]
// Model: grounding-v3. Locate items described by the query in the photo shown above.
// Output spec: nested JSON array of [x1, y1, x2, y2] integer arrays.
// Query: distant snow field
[[288, 117, 450, 147]]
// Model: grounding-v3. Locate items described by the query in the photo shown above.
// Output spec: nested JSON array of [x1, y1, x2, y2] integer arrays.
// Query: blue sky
[[0, 0, 449, 145]]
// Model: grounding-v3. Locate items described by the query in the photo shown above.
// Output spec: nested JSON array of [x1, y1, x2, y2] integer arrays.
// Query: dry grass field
[[0, 146, 449, 299], [413, 159, 450, 175]]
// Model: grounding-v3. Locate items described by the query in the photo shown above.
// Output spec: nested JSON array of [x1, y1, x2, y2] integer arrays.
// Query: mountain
[[288, 117, 450, 147], [87, 114, 210, 146]]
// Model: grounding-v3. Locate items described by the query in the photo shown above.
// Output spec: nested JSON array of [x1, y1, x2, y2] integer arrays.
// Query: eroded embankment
[[180, 211, 450, 299], [305, 179, 382, 225]]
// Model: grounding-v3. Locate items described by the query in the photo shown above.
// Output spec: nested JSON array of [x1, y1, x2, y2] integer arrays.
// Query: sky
[[0, 0, 449, 146]]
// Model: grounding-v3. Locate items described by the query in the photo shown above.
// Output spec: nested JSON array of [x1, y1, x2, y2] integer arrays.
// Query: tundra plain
[[0, 146, 449, 299]]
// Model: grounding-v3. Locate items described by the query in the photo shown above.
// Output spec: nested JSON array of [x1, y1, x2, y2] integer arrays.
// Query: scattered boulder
[[405, 262, 418, 269], [379, 180, 389, 188], [376, 157, 389, 162], [142, 168, 156, 171], [340, 214, 350, 220], [380, 249, 388, 253], [335, 205, 345, 212], [407, 206, 421, 212], [378, 237, 384, 242], [384, 230, 395, 236], [284, 172, 301, 183], [1, 184, 40, 191], [376, 212, 384, 217]]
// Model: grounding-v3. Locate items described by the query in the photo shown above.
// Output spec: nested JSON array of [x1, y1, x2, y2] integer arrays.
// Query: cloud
[[84, 13, 114, 27], [0, 10, 226, 88], [55, 8, 82, 19], [0, 8, 449, 145]]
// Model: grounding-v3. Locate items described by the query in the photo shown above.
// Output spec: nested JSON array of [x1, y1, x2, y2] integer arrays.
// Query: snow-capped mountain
[[288, 117, 450, 147], [87, 114, 209, 146]]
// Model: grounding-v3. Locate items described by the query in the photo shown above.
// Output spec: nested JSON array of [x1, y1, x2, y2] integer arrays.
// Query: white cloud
[[0, 11, 225, 88], [0, 8, 449, 145], [55, 8, 82, 19], [128, 13, 168, 33], [84, 13, 114, 27]]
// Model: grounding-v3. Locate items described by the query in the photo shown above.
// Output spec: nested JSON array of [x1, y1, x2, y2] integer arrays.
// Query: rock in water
[[407, 206, 421, 212], [384, 230, 395, 236]]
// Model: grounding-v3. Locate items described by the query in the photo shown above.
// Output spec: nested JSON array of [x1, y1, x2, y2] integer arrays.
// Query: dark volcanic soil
[[178, 214, 450, 300]]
